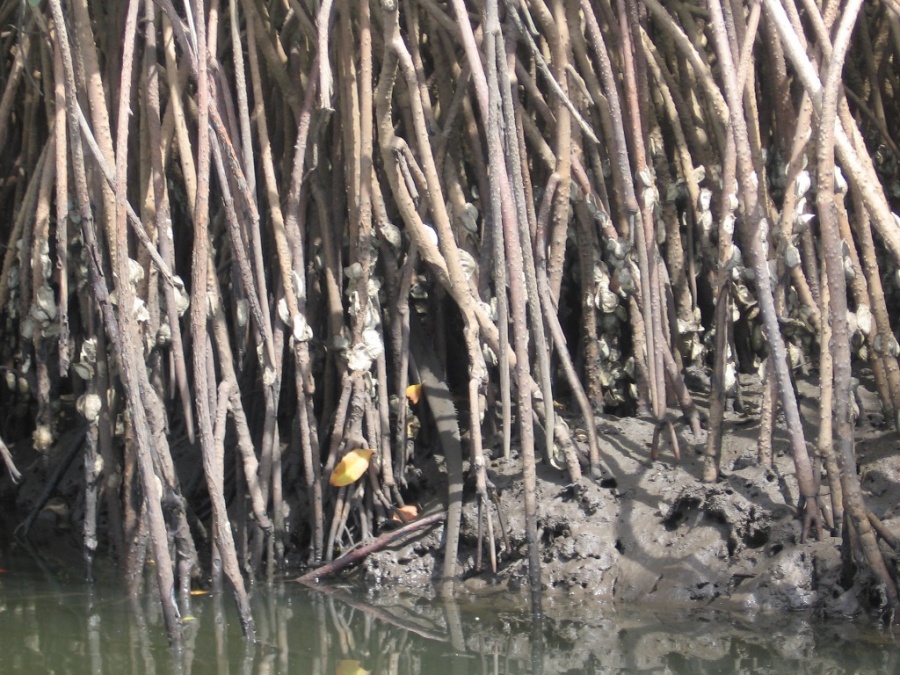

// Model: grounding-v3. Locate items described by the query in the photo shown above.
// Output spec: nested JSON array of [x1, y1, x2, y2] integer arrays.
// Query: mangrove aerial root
[[0, 0, 898, 637]]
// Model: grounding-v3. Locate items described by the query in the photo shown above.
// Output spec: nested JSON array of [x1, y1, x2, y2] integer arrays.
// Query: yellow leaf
[[406, 383, 423, 405], [336, 660, 370, 675], [190, 589, 210, 596], [330, 449, 375, 487], [391, 505, 419, 523]]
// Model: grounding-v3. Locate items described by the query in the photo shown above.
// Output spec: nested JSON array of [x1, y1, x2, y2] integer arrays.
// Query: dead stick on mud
[[295, 511, 446, 583]]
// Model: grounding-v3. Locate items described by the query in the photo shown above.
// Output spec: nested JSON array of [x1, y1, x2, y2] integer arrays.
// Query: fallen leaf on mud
[[336, 660, 370, 675], [330, 449, 375, 487], [406, 383, 423, 405], [392, 505, 419, 523], [190, 589, 210, 596]]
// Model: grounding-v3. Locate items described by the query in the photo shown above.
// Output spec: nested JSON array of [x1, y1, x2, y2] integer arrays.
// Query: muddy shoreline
[[356, 372, 900, 621], [3, 372, 900, 623]]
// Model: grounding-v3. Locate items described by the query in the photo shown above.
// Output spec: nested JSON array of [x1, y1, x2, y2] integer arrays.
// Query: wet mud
[[3, 373, 899, 625], [360, 373, 900, 621]]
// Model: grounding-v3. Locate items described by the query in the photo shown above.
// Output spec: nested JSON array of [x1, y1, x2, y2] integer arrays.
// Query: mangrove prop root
[[0, 0, 895, 632]]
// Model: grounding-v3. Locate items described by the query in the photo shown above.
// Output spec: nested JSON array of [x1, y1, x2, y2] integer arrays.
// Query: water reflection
[[1, 552, 898, 674]]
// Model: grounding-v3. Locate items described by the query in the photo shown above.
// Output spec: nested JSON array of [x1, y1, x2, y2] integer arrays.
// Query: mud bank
[[359, 374, 900, 620], [3, 374, 899, 622]]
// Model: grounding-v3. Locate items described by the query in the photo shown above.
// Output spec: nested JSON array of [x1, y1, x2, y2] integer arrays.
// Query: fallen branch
[[294, 510, 446, 583]]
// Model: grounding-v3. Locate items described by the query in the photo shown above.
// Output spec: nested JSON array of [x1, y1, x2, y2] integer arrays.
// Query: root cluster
[[0, 0, 899, 640]]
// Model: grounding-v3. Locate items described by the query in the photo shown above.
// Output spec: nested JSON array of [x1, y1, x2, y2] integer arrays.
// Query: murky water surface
[[1, 550, 898, 674]]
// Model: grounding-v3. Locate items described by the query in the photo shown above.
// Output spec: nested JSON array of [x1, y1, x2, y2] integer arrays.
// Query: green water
[[0, 551, 898, 674]]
